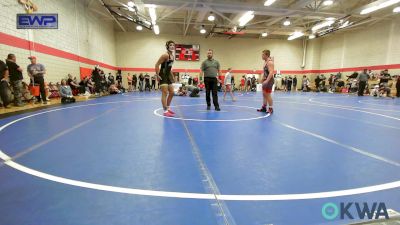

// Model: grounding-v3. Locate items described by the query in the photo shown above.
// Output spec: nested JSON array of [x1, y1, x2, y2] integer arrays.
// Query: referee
[[200, 49, 221, 111]]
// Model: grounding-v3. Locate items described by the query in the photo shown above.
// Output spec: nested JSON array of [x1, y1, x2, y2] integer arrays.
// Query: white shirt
[[224, 72, 232, 85]]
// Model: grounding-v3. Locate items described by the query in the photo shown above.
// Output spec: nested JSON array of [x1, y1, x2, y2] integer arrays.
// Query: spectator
[[108, 73, 115, 85], [337, 80, 345, 88], [357, 69, 369, 96], [188, 76, 193, 85], [287, 76, 293, 92], [86, 78, 94, 94], [223, 68, 236, 101], [138, 73, 144, 92], [349, 78, 358, 93], [127, 73, 133, 92], [48, 82, 60, 98], [193, 76, 199, 86], [251, 75, 257, 91], [293, 76, 297, 91], [100, 72, 108, 93], [60, 79, 76, 103], [132, 74, 137, 91], [21, 81, 35, 102], [282, 76, 288, 91], [151, 74, 156, 90], [315, 76, 321, 91], [198, 82, 205, 91], [92, 66, 102, 95], [329, 74, 337, 93], [79, 77, 92, 96], [302, 75, 310, 92], [396, 76, 400, 98], [6, 54, 24, 106], [67, 74, 81, 95], [187, 85, 200, 97], [174, 73, 179, 82], [116, 82, 126, 93], [371, 84, 380, 97], [317, 74, 327, 92], [368, 70, 376, 80], [175, 86, 187, 96], [378, 83, 392, 97], [347, 71, 358, 80], [240, 75, 245, 92], [231, 75, 235, 91], [0, 59, 12, 108], [319, 74, 326, 85], [379, 69, 391, 85], [144, 73, 151, 91], [281, 76, 286, 91], [116, 72, 122, 86], [379, 69, 392, 97], [109, 84, 121, 94], [182, 73, 190, 84], [27, 56, 47, 104], [336, 72, 342, 80], [246, 75, 252, 92]]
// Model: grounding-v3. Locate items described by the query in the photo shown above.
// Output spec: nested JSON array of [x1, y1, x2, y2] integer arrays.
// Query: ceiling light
[[283, 17, 291, 26], [326, 17, 335, 21], [288, 31, 304, 40], [153, 25, 159, 35], [309, 34, 316, 39], [339, 20, 350, 28], [312, 20, 335, 32], [127, 1, 135, 7], [143, 20, 151, 26], [128, 7, 135, 12], [361, 0, 400, 15], [208, 13, 215, 21], [323, 0, 334, 6], [394, 6, 400, 12], [261, 32, 268, 37], [264, 0, 277, 6], [238, 11, 255, 27], [136, 25, 143, 31], [200, 25, 206, 34], [147, 5, 157, 24]]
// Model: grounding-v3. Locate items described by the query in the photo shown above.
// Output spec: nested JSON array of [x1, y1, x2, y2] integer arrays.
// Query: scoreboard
[[175, 44, 200, 61]]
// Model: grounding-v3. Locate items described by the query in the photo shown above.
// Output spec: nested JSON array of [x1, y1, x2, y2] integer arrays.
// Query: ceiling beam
[[288, 0, 316, 9], [158, 3, 190, 21], [204, 5, 235, 24], [142, 0, 347, 17], [266, 16, 286, 26], [87, 0, 95, 7], [184, 0, 197, 36], [351, 0, 393, 15], [90, 8, 112, 18], [195, 9, 207, 22], [97, 0, 126, 32]]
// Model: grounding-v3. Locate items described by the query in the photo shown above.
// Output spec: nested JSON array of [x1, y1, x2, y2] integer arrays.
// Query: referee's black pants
[[204, 77, 219, 108]]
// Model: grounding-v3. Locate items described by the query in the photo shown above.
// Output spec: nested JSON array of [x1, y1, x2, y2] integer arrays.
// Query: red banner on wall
[[80, 67, 93, 80], [175, 44, 200, 61]]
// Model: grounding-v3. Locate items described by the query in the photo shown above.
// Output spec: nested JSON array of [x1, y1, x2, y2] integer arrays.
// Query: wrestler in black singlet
[[262, 59, 274, 91], [159, 53, 174, 85]]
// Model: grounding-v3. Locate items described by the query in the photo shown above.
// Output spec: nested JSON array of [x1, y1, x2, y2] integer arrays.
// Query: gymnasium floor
[[0, 91, 399, 225]]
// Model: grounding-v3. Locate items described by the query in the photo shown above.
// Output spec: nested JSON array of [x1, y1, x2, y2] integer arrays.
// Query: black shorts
[[159, 73, 173, 86], [262, 79, 274, 93]]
